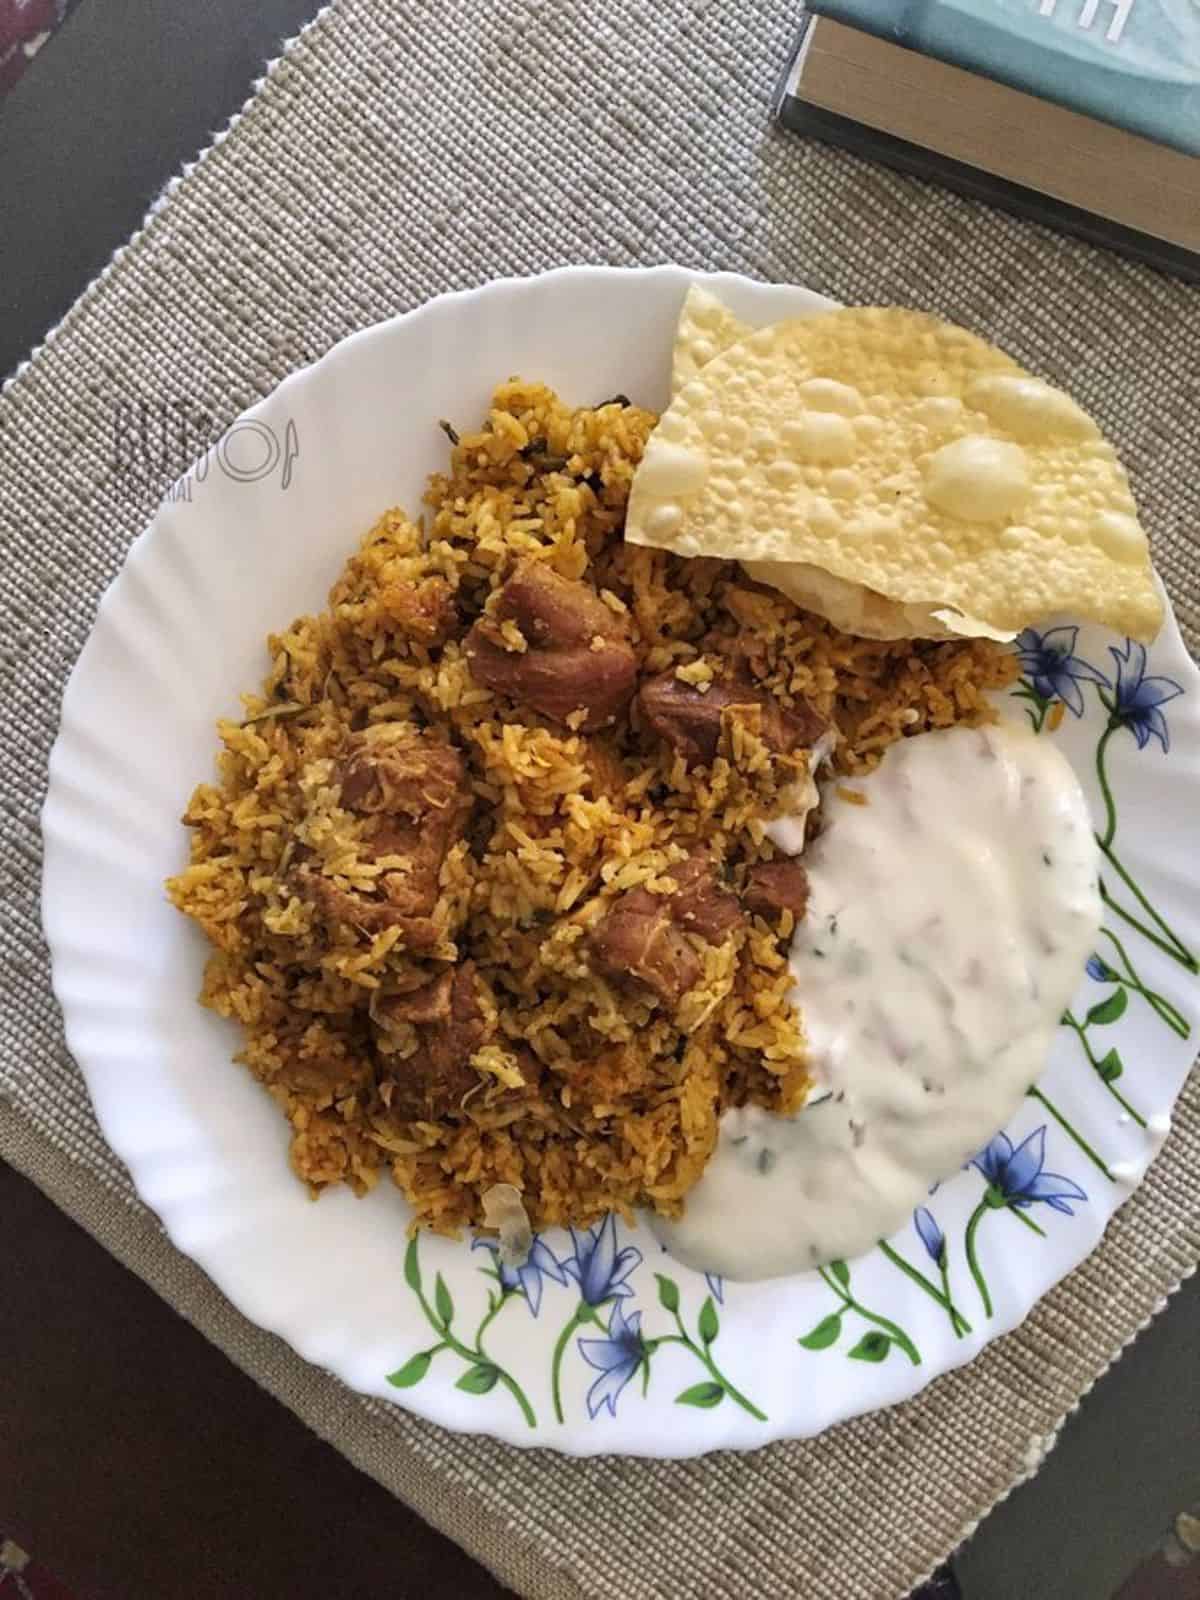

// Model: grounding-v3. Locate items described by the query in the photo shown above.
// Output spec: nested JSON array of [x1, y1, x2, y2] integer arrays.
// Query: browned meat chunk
[[382, 576, 459, 646], [665, 855, 745, 942], [590, 893, 699, 1009], [299, 728, 470, 949], [380, 970, 458, 1028], [373, 963, 486, 1119], [304, 876, 443, 947], [639, 670, 827, 768], [589, 855, 744, 1009], [466, 560, 638, 731], [744, 859, 810, 923], [339, 729, 464, 816]]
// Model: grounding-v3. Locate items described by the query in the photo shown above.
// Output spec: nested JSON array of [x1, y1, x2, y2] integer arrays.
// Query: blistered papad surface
[[637, 306, 1162, 642]]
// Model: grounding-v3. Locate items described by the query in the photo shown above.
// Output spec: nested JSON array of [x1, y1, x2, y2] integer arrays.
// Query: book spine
[[806, 0, 1200, 155]]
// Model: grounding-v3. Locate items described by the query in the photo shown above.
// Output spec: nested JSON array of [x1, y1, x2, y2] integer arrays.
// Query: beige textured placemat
[[2, 4, 1198, 1597]]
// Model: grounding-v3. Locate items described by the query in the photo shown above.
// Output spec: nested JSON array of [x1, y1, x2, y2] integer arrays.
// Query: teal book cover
[[809, 0, 1200, 154]]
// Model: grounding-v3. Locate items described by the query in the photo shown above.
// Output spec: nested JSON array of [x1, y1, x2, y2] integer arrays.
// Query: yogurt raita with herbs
[[658, 720, 1102, 1278]]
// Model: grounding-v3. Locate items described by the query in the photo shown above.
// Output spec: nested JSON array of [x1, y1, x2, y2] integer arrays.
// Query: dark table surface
[[2, 4, 1197, 1597]]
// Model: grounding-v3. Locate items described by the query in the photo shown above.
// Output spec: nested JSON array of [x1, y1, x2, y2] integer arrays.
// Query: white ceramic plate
[[42, 267, 1200, 1456]]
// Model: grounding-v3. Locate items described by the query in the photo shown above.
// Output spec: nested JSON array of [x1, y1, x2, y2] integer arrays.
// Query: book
[[775, 7, 1200, 281], [808, 1, 1199, 154]]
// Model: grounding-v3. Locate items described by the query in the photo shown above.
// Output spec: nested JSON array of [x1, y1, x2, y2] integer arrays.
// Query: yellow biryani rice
[[167, 380, 1016, 1238]]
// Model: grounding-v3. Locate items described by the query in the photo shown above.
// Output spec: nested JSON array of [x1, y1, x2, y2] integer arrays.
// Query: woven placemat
[[2, 3, 1198, 1596]]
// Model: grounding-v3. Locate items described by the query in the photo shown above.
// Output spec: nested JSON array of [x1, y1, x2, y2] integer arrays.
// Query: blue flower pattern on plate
[[971, 1128, 1088, 1216], [472, 1234, 567, 1316], [578, 1301, 646, 1419], [1109, 639, 1183, 752], [1015, 625, 1109, 716], [913, 1206, 946, 1265], [564, 1213, 642, 1304]]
